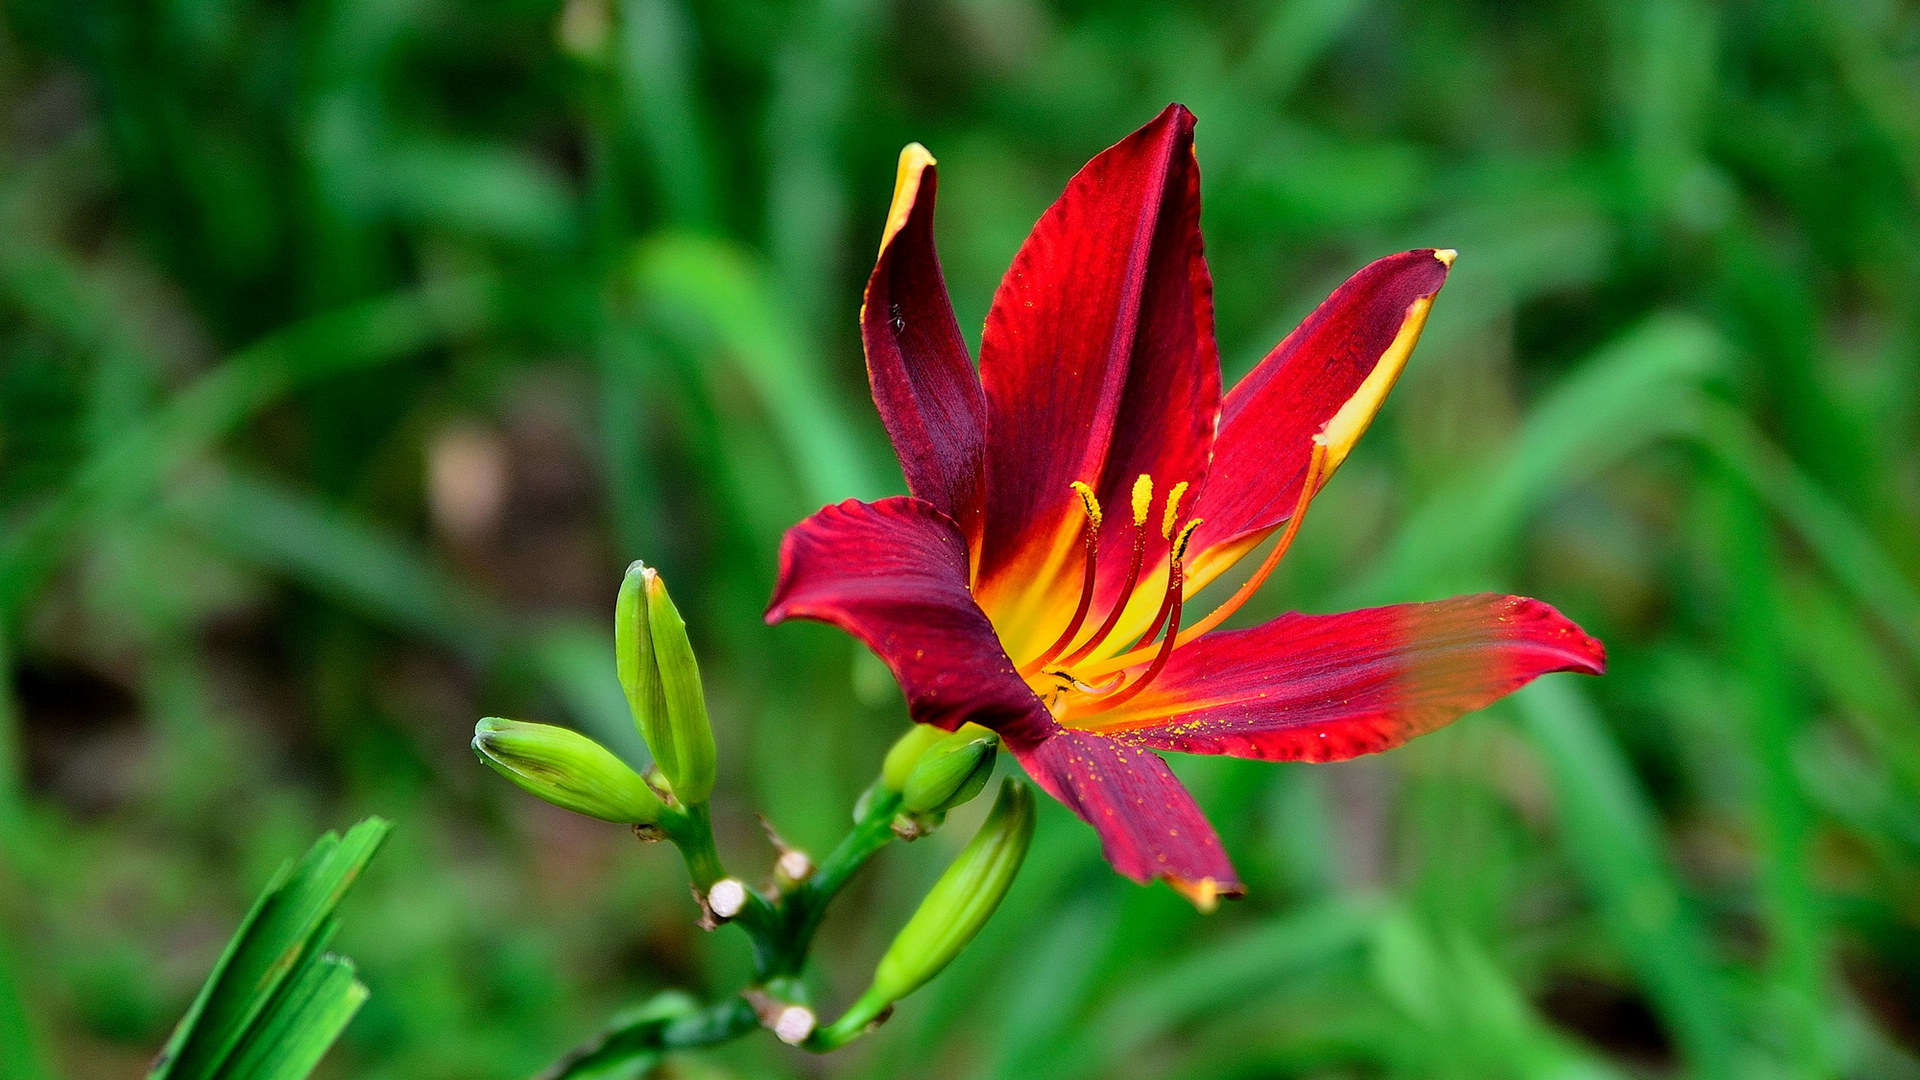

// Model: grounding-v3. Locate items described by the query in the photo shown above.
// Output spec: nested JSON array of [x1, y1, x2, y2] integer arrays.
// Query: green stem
[[660, 802, 780, 965], [809, 790, 906, 900], [773, 790, 904, 970], [663, 802, 727, 887], [805, 986, 893, 1053], [535, 995, 757, 1080], [542, 790, 908, 1075]]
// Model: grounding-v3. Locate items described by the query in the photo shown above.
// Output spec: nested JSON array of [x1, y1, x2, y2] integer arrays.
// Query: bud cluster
[[473, 561, 718, 829], [474, 560, 1036, 1062]]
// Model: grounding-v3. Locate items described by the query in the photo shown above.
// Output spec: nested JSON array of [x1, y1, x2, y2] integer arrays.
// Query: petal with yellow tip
[[862, 144, 988, 538], [1184, 249, 1452, 592], [1012, 727, 1242, 902]]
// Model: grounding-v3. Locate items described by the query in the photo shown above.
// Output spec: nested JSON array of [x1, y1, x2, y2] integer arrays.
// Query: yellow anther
[[1070, 481, 1102, 528], [1160, 481, 1189, 539], [1131, 474, 1153, 527], [1173, 518, 1204, 561]]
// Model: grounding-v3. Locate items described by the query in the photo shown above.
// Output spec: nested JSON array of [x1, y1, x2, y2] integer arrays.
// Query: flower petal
[[766, 497, 1049, 744], [974, 104, 1222, 656], [1013, 727, 1241, 905], [1094, 595, 1604, 762], [1185, 249, 1452, 588], [862, 146, 988, 535]]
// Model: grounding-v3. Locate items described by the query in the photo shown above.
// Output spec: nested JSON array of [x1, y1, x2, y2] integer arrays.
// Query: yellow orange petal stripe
[[1313, 248, 1453, 482]]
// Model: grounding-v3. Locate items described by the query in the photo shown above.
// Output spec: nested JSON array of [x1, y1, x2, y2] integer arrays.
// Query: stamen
[[1059, 485, 1151, 667], [1174, 514, 1203, 561], [1127, 506, 1195, 650], [1093, 518, 1204, 710], [1081, 443, 1331, 678], [1160, 481, 1189, 540], [1021, 482, 1104, 674], [1131, 577, 1178, 652], [1071, 480, 1102, 528]]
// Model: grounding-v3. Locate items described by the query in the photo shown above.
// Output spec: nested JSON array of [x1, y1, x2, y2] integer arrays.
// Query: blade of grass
[[1712, 466, 1832, 1077], [1043, 898, 1386, 1080], [762, 0, 878, 341], [1369, 910, 1635, 1080], [164, 467, 648, 764], [0, 922, 52, 1080], [1230, 0, 1369, 105], [150, 818, 390, 1079], [165, 469, 510, 660], [0, 625, 21, 844], [594, 315, 666, 562], [1515, 681, 1742, 1079], [979, 894, 1121, 1080], [1695, 402, 1920, 669], [221, 950, 368, 1080], [628, 234, 882, 509], [1811, 0, 1920, 205], [0, 275, 498, 625], [615, 0, 718, 228], [1781, 574, 1920, 796]]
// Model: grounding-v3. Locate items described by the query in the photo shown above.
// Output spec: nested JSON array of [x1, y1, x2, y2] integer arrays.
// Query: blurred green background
[[3, 0, 1918, 1077]]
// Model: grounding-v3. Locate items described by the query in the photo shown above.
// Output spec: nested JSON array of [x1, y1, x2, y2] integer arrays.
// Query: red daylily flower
[[767, 105, 1605, 908]]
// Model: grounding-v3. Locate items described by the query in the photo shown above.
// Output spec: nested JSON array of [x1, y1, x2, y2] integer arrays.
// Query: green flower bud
[[816, 780, 1031, 1051], [472, 717, 664, 824], [615, 564, 668, 756], [878, 724, 947, 793], [901, 729, 998, 815], [615, 561, 717, 804]]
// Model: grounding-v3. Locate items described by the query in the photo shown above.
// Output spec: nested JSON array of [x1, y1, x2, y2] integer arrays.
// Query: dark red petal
[[1014, 728, 1241, 902], [863, 147, 987, 535], [1101, 595, 1605, 762], [974, 104, 1222, 653], [766, 497, 1050, 744], [1186, 250, 1451, 584]]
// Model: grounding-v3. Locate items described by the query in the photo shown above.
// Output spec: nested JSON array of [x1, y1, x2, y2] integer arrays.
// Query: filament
[[1058, 502, 1149, 666], [1090, 518, 1203, 711], [1021, 482, 1104, 674], [1080, 442, 1330, 679]]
